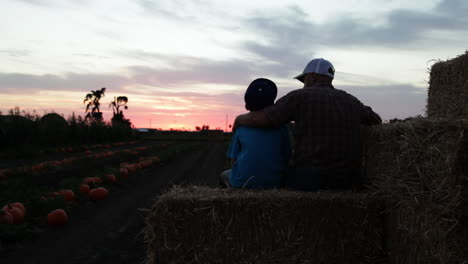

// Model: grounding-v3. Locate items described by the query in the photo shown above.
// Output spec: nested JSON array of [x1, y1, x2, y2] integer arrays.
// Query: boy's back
[[227, 125, 291, 189]]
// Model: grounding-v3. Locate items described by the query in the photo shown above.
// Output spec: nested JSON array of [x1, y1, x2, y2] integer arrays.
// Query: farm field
[[0, 137, 228, 264]]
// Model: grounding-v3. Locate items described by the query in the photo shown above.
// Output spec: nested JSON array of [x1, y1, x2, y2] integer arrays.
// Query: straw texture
[[144, 187, 385, 264], [364, 118, 468, 263], [427, 51, 468, 119]]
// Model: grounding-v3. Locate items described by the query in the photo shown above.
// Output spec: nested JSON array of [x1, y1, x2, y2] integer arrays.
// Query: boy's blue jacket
[[227, 125, 291, 189]]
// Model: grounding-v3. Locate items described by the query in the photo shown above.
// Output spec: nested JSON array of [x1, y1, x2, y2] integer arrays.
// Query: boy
[[220, 78, 291, 189]]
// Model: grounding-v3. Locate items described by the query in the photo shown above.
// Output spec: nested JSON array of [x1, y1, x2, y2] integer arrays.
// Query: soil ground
[[1, 141, 227, 264]]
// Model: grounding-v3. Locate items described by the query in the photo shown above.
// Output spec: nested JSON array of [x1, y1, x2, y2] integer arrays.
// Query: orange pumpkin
[[120, 168, 129, 177], [60, 190, 75, 202], [10, 202, 26, 215], [79, 184, 90, 194], [106, 174, 117, 184], [3, 202, 26, 215], [2, 206, 24, 224], [127, 165, 137, 174], [83, 177, 95, 185], [89, 187, 108, 200], [31, 164, 45, 172], [0, 211, 13, 224], [47, 209, 68, 226], [50, 161, 60, 167], [93, 177, 103, 184]]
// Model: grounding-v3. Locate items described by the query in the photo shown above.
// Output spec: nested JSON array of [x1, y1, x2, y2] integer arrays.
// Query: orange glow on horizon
[[0, 102, 245, 132]]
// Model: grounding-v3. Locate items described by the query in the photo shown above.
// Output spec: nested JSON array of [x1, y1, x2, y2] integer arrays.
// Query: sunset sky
[[1, 0, 467, 130]]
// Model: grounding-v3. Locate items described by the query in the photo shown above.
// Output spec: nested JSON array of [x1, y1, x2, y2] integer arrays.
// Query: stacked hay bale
[[427, 51, 468, 119], [145, 187, 386, 264], [364, 118, 468, 263]]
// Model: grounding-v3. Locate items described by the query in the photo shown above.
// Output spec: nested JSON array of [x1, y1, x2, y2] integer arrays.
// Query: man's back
[[265, 83, 380, 171]]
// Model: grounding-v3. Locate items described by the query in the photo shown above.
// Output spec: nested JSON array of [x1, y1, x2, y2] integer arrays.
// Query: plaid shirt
[[264, 83, 381, 170]]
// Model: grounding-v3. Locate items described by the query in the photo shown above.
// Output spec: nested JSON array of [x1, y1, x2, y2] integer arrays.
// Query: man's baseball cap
[[294, 58, 335, 83], [244, 78, 277, 111]]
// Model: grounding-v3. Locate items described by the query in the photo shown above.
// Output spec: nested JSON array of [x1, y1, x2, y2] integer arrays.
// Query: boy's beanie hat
[[244, 78, 278, 111]]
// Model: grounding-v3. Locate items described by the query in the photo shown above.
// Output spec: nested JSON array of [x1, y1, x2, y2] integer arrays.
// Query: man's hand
[[232, 114, 245, 132], [232, 110, 274, 132]]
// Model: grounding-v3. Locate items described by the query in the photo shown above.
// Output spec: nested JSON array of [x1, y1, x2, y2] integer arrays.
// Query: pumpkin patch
[[0, 138, 174, 247]]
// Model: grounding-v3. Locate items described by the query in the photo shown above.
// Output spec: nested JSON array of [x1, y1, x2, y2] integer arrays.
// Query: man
[[233, 58, 382, 191]]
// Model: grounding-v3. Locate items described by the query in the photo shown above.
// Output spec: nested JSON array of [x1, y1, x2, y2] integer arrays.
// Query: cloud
[[136, 0, 211, 22], [0, 49, 31, 58], [241, 0, 468, 70], [0, 72, 130, 93], [436, 0, 468, 17], [17, 0, 50, 6], [339, 84, 426, 120], [16, 0, 89, 7], [117, 50, 255, 86]]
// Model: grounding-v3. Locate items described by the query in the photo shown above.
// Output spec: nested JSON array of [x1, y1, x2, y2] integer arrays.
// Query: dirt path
[[1, 141, 227, 264]]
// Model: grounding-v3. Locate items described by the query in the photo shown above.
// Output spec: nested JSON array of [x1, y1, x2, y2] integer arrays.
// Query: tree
[[84, 87, 106, 121], [109, 96, 128, 121], [195, 126, 201, 131]]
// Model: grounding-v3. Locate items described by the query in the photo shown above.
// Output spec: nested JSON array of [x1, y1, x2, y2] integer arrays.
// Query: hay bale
[[144, 186, 385, 264], [364, 118, 468, 263], [427, 51, 468, 119]]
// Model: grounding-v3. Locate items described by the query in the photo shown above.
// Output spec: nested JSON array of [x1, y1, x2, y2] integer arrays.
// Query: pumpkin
[[127, 165, 137, 174], [3, 202, 26, 216], [120, 168, 129, 177], [31, 164, 45, 172], [2, 207, 24, 224], [11, 202, 26, 215], [47, 209, 68, 226], [83, 177, 95, 185], [0, 211, 13, 225], [89, 187, 108, 200], [60, 190, 75, 202], [106, 174, 116, 184], [79, 184, 90, 194], [93, 177, 103, 184]]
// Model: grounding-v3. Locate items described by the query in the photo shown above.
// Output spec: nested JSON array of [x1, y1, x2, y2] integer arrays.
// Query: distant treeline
[[0, 107, 135, 147]]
